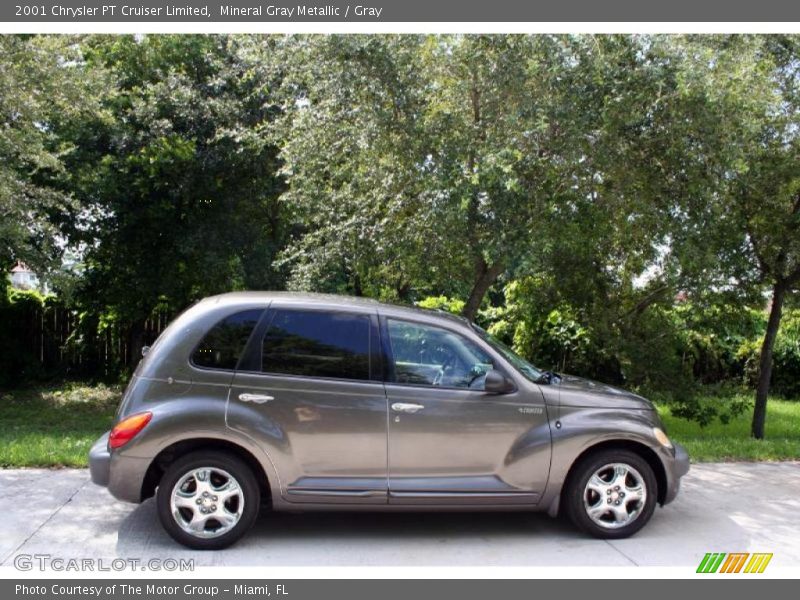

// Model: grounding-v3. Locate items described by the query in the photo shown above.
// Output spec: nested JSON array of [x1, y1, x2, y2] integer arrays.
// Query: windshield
[[471, 324, 545, 383]]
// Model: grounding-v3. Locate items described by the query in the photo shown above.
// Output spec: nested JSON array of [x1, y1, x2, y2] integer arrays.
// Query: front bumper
[[673, 442, 690, 477], [663, 442, 690, 504]]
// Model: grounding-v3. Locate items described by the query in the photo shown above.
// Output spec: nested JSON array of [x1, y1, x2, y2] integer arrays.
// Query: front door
[[227, 306, 387, 504], [383, 317, 551, 505]]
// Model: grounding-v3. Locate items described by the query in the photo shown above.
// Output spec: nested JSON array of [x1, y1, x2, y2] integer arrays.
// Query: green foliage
[[0, 35, 108, 277], [276, 36, 661, 316], [666, 388, 752, 428], [772, 311, 800, 397], [676, 303, 765, 384], [61, 35, 287, 332], [480, 274, 798, 426], [416, 296, 466, 315]]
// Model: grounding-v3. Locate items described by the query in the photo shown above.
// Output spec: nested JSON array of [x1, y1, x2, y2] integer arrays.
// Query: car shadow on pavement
[[115, 498, 593, 566]]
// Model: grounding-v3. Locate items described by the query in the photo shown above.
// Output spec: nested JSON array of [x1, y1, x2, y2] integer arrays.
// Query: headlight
[[653, 427, 673, 449]]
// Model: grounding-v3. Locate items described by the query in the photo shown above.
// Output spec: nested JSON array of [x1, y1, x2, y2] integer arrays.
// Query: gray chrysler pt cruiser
[[90, 292, 689, 549]]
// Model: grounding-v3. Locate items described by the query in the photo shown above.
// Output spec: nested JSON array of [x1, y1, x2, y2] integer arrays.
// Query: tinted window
[[262, 310, 371, 380], [387, 319, 495, 389], [192, 310, 263, 370]]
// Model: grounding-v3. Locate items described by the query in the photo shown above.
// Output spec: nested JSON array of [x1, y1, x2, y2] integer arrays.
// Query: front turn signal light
[[109, 412, 152, 449], [653, 427, 673, 449]]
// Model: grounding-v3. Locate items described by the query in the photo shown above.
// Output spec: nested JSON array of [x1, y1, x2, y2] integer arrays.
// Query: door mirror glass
[[484, 369, 515, 394]]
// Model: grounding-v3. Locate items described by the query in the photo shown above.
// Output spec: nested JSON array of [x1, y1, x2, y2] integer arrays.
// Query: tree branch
[[746, 225, 771, 280], [620, 284, 671, 320]]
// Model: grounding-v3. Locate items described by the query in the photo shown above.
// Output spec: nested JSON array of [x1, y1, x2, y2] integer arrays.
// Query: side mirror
[[141, 345, 151, 358], [484, 369, 515, 394]]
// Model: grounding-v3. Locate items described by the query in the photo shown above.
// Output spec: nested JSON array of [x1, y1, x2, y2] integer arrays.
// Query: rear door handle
[[391, 402, 425, 414], [238, 393, 274, 404]]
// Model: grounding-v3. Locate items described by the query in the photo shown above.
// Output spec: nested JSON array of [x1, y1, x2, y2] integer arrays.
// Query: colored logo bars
[[696, 552, 773, 573]]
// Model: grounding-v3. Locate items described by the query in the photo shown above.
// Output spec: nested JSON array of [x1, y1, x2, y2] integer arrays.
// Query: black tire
[[564, 449, 658, 539], [156, 450, 260, 550]]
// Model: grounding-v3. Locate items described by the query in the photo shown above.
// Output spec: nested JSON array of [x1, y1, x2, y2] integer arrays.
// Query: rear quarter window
[[191, 309, 263, 370]]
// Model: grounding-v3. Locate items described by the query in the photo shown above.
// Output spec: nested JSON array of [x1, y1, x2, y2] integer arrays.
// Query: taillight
[[109, 412, 152, 449]]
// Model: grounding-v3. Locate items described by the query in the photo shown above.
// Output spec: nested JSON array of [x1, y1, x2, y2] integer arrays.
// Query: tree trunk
[[352, 272, 363, 297], [396, 281, 412, 302], [462, 261, 504, 322], [752, 282, 786, 440]]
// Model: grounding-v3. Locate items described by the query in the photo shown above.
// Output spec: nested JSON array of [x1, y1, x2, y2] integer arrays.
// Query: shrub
[[674, 303, 765, 385]]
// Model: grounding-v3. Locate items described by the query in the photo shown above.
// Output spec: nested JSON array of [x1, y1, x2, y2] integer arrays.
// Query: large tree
[[60, 35, 286, 360], [0, 35, 106, 284], [737, 37, 800, 439], [483, 35, 726, 386], [666, 35, 800, 438], [276, 35, 589, 319]]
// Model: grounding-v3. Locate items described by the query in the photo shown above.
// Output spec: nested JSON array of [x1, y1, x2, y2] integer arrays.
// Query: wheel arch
[[141, 438, 272, 505], [560, 439, 668, 508]]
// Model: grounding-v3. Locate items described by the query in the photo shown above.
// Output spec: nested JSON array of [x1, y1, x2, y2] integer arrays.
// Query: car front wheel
[[564, 449, 658, 539], [156, 450, 260, 549]]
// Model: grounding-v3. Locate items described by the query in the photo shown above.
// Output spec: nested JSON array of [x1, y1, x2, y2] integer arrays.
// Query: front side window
[[192, 309, 263, 370], [387, 319, 495, 389], [262, 310, 371, 381]]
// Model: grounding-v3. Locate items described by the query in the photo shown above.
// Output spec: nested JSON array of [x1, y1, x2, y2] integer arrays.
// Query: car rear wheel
[[564, 449, 657, 539], [156, 450, 259, 549]]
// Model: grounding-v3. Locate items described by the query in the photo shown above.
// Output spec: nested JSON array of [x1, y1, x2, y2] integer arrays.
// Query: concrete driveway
[[1, 463, 799, 567]]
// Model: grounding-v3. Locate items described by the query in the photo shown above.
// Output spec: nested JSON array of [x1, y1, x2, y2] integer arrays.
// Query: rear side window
[[192, 310, 263, 370], [262, 310, 371, 380]]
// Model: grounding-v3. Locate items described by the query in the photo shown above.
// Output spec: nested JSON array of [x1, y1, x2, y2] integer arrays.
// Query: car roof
[[199, 291, 472, 327]]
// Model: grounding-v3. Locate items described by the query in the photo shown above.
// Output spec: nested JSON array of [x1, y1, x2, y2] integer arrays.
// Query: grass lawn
[[0, 384, 119, 467], [659, 396, 800, 462], [0, 384, 798, 467]]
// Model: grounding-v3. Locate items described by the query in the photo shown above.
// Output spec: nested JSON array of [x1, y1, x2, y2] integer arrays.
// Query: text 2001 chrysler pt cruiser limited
[[90, 292, 689, 549]]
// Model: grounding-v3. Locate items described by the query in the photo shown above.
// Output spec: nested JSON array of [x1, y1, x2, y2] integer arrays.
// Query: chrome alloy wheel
[[583, 463, 647, 529], [170, 467, 244, 539]]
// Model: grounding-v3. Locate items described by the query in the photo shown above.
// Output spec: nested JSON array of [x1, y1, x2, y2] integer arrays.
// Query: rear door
[[227, 305, 388, 504]]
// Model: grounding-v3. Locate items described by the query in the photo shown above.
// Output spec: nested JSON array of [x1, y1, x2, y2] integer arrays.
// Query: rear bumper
[[88, 431, 150, 504], [88, 432, 111, 487], [663, 442, 690, 505]]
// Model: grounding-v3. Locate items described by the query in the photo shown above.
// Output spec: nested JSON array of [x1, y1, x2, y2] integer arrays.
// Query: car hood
[[549, 374, 654, 410]]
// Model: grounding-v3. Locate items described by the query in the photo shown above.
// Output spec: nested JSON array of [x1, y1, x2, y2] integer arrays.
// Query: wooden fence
[[8, 299, 171, 380]]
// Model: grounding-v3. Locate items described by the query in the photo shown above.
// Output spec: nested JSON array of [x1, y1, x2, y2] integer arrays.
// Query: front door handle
[[391, 402, 425, 414], [238, 393, 274, 404]]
